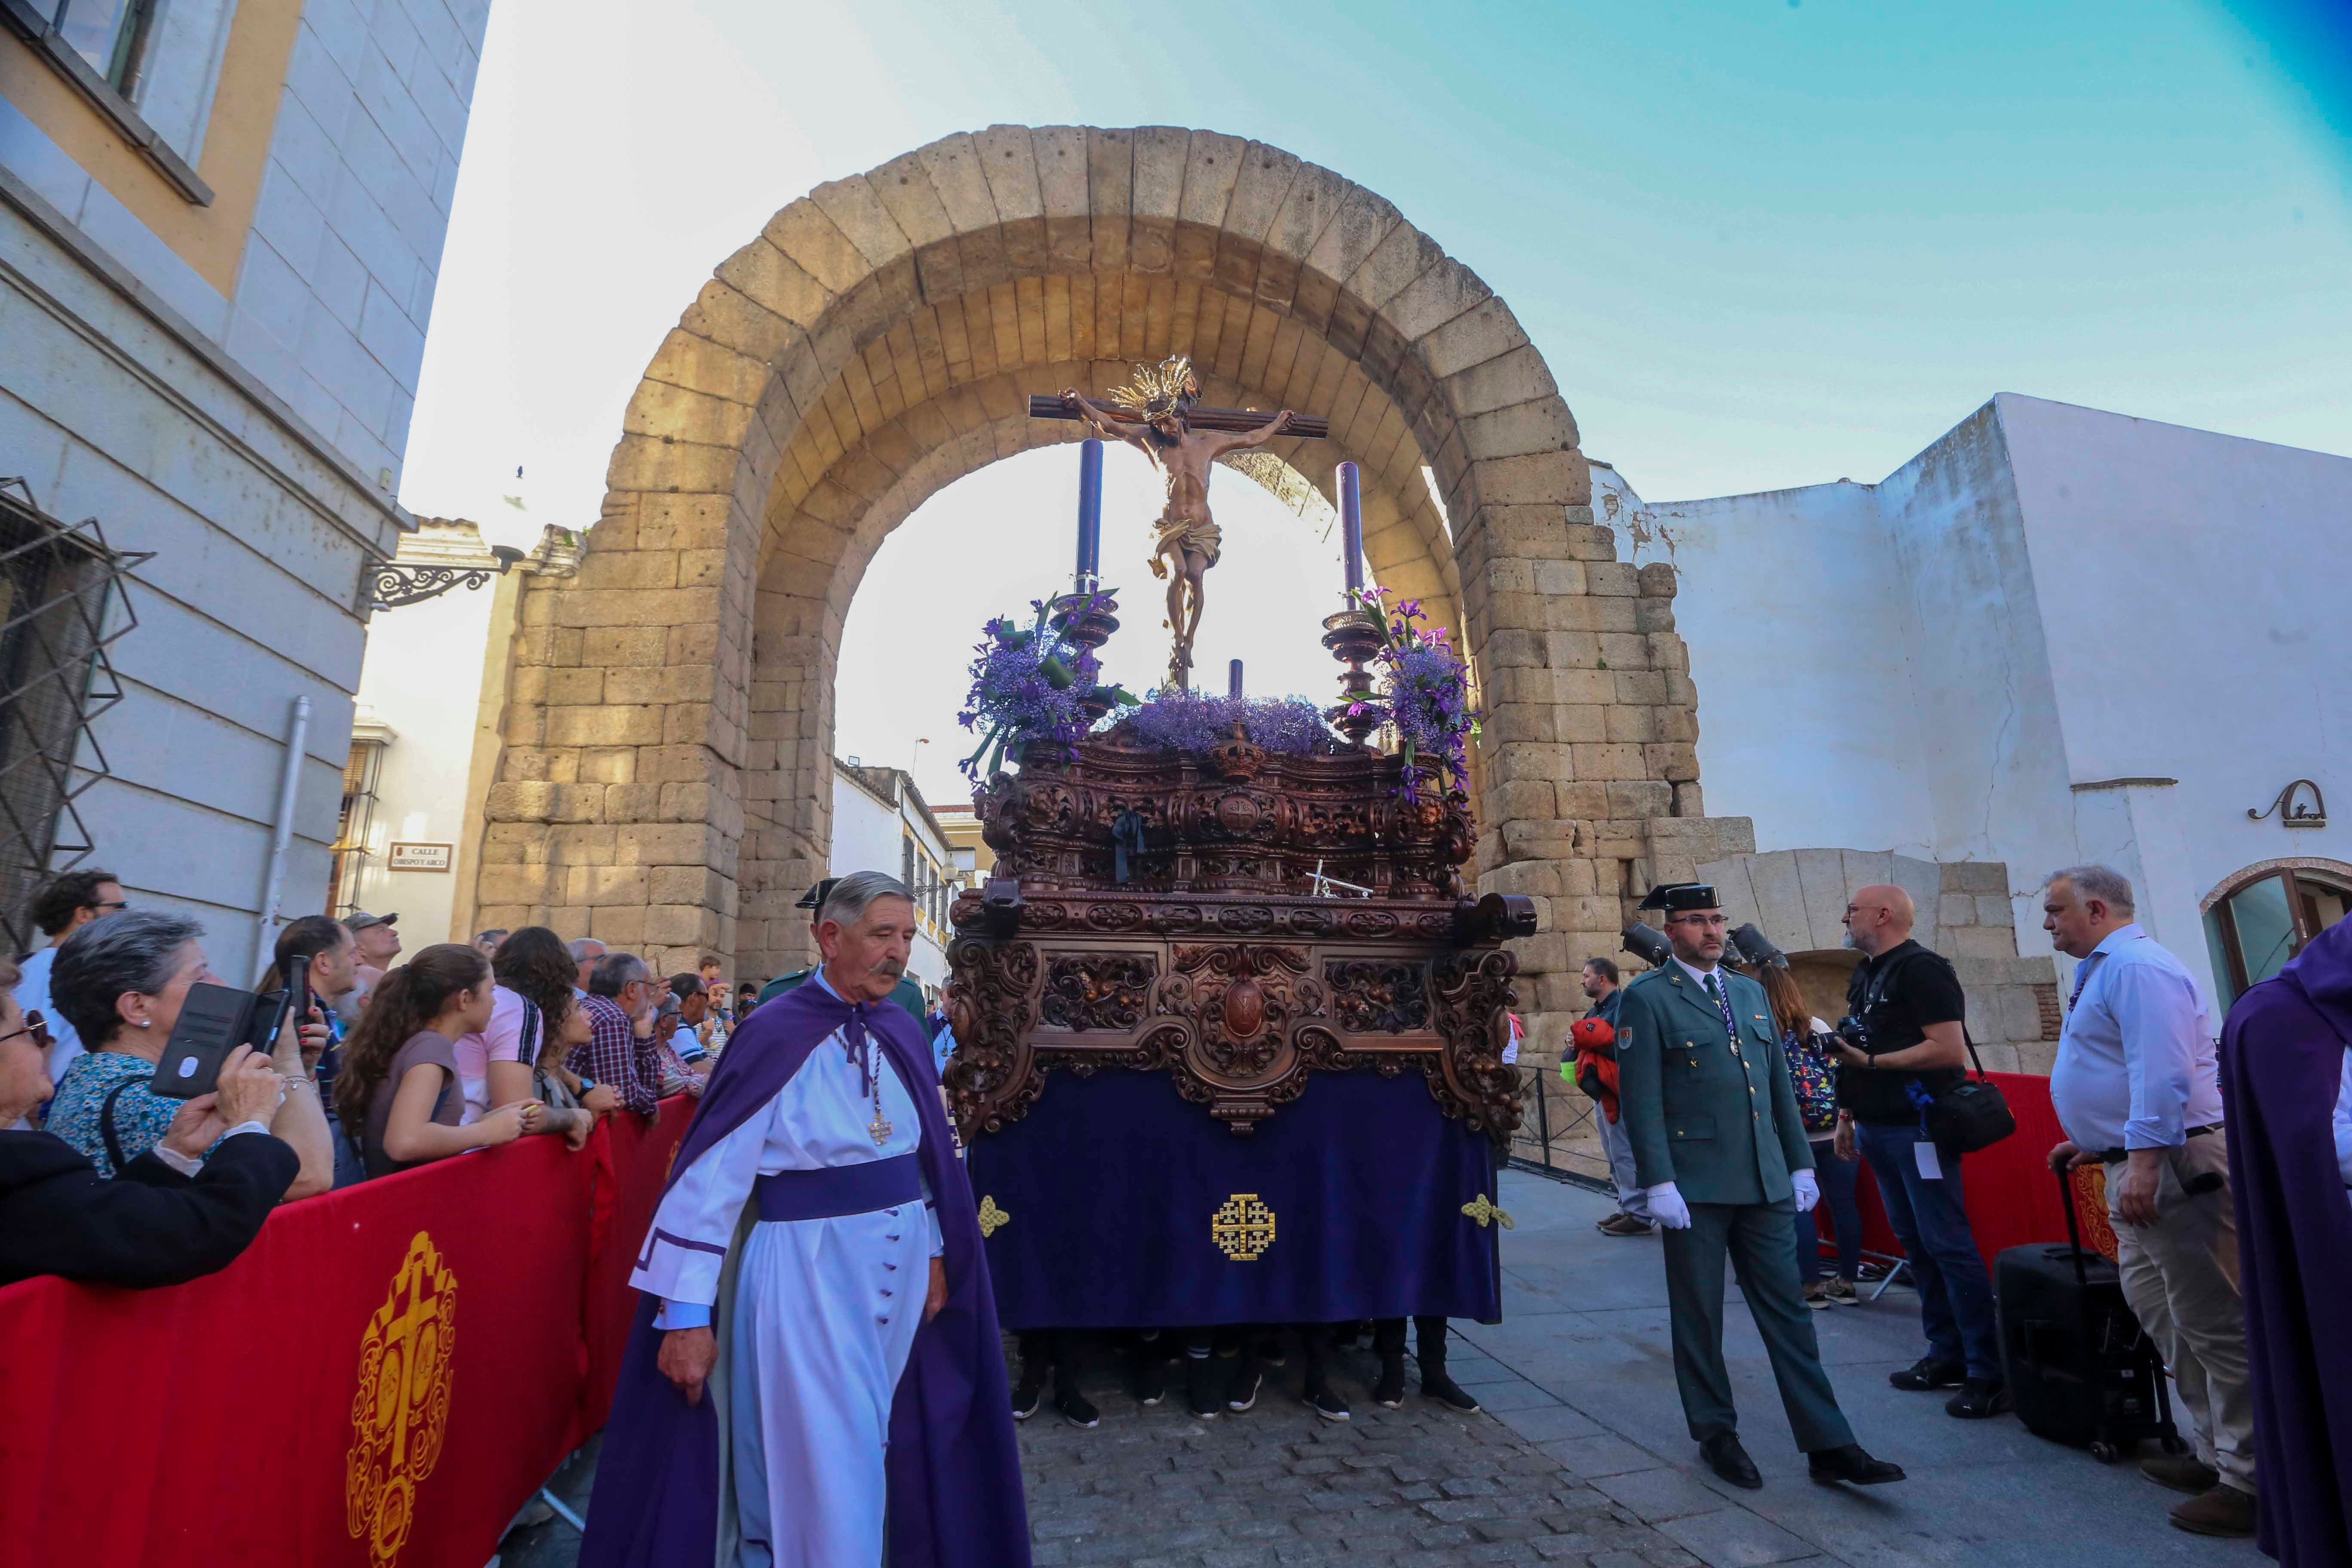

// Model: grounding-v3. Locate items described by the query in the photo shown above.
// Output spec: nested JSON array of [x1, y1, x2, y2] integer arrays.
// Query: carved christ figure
[[1060, 357, 1293, 689]]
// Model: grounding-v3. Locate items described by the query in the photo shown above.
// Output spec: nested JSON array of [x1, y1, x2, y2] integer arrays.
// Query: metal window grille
[[0, 479, 150, 956], [330, 739, 385, 917]]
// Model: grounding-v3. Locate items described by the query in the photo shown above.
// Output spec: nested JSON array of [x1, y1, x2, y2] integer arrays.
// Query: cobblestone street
[[1008, 1340, 1701, 1568]]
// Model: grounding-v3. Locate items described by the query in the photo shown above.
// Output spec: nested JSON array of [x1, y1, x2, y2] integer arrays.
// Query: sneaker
[[1055, 1386, 1100, 1429], [1856, 1261, 1893, 1283], [2141, 1454, 2221, 1494], [1421, 1372, 1481, 1414], [1253, 1335, 1287, 1367], [1226, 1365, 1264, 1413], [1944, 1378, 2008, 1419], [1888, 1356, 1966, 1392], [1303, 1380, 1351, 1422], [1596, 1211, 1655, 1237], [1133, 1356, 1167, 1406], [2168, 1484, 2257, 1538], [1184, 1363, 1222, 1418], [1012, 1366, 1046, 1420], [1824, 1276, 1857, 1304], [1802, 1281, 1831, 1311], [1372, 1355, 1406, 1408]]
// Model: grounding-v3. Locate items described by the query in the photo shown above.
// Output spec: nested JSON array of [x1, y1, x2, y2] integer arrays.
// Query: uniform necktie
[[1703, 972, 1738, 1043]]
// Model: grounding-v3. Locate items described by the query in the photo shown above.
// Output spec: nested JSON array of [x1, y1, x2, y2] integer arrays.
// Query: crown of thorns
[[1106, 356, 1200, 418]]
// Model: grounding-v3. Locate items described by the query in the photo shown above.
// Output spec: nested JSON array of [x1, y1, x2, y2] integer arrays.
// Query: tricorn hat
[[1635, 882, 1718, 915], [794, 877, 841, 913]]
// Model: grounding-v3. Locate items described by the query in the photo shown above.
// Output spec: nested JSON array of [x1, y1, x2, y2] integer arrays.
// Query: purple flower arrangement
[[1351, 586, 1479, 796], [956, 593, 1126, 783], [1126, 692, 1342, 757]]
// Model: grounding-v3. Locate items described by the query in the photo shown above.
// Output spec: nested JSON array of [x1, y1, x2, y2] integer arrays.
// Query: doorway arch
[[472, 125, 1734, 1060]]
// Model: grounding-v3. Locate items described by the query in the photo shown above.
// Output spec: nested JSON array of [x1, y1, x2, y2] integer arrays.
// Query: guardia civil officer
[[1614, 883, 1905, 1491], [758, 877, 927, 1023]]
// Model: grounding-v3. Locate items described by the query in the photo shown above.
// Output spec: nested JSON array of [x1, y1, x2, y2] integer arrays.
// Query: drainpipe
[[257, 695, 311, 962]]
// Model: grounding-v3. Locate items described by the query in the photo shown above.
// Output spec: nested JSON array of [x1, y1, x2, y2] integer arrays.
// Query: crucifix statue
[[1032, 358, 1326, 689]]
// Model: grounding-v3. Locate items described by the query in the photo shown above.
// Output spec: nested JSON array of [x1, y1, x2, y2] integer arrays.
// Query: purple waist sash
[[752, 1153, 922, 1222]]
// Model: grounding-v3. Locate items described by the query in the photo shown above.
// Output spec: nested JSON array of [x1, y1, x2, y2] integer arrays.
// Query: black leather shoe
[[1945, 1378, 2009, 1419], [1888, 1356, 1965, 1391], [1808, 1444, 1907, 1485], [1054, 1385, 1100, 1429], [1700, 1433, 1764, 1490], [1421, 1371, 1481, 1414]]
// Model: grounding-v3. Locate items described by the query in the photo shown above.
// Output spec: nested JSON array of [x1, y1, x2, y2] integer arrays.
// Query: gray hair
[[51, 908, 205, 1049], [588, 950, 651, 998], [2047, 864, 2136, 914], [818, 870, 915, 929], [568, 937, 607, 962]]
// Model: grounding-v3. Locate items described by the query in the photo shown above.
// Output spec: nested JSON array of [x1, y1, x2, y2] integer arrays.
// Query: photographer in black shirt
[[1830, 885, 2004, 1418]]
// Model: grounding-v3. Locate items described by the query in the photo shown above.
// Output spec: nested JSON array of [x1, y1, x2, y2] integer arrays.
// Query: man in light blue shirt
[[2043, 864, 2255, 1539]]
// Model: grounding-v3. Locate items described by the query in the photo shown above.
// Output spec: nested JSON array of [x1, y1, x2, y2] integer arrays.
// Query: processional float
[[943, 360, 1530, 1330]]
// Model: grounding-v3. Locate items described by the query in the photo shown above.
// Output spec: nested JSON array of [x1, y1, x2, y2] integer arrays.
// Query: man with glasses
[[1615, 882, 1904, 1491], [18, 868, 128, 1095]]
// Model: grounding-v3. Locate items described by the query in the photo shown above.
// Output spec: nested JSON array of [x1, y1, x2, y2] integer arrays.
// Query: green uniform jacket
[[756, 967, 927, 1026], [1614, 963, 1812, 1205]]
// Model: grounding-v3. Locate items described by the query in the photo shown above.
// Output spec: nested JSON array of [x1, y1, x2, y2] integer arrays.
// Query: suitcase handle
[[2056, 1165, 2092, 1289]]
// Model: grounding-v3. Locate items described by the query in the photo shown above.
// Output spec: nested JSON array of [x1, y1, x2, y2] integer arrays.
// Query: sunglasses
[[0, 1009, 52, 1050]]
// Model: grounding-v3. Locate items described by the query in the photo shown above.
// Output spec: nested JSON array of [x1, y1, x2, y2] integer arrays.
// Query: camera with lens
[[1831, 1014, 1873, 1055]]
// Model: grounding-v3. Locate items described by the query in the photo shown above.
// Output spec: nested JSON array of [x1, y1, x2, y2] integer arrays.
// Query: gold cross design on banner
[[346, 1231, 459, 1568], [1460, 1193, 1516, 1230], [1210, 1193, 1278, 1261]]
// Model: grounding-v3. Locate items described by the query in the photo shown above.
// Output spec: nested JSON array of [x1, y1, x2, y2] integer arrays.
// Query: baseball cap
[[343, 910, 400, 932]]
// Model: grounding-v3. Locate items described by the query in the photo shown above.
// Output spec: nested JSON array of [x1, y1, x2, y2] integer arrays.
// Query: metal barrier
[[1506, 1070, 1615, 1193]]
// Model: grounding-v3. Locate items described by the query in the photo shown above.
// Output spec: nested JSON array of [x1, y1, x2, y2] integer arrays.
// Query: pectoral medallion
[[868, 1110, 893, 1147]]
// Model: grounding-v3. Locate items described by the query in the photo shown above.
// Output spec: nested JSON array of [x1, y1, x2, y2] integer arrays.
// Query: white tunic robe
[[632, 1004, 940, 1568]]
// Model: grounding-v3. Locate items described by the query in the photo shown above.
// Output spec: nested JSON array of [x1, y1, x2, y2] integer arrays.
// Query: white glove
[[1646, 1182, 1692, 1230], [1791, 1168, 1819, 1213]]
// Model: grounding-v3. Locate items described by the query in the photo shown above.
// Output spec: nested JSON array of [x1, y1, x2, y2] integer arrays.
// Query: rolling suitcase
[[1994, 1167, 2182, 1462]]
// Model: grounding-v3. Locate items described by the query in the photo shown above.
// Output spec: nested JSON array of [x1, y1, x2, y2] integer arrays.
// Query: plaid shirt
[[569, 993, 659, 1116]]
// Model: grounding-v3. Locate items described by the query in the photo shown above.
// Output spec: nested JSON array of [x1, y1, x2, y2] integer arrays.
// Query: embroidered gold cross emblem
[[1460, 1193, 1516, 1230], [1210, 1193, 1277, 1261], [977, 1195, 1009, 1238]]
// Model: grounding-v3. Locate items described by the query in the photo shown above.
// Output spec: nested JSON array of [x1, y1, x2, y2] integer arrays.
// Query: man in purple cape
[[2222, 916, 2352, 1566], [578, 872, 1029, 1567]]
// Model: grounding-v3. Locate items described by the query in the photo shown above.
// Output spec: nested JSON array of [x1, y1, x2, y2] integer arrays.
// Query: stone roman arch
[[470, 125, 1751, 1066]]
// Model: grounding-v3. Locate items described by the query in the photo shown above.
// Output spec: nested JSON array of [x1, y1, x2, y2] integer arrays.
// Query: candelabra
[[1321, 603, 1384, 744]]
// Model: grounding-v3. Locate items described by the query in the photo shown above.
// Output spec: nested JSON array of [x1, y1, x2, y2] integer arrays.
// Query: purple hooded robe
[[2221, 918, 2352, 1565], [576, 980, 1030, 1567]]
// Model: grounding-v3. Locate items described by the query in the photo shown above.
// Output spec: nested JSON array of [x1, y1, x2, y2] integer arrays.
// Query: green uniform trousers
[[1663, 1198, 1855, 1452]]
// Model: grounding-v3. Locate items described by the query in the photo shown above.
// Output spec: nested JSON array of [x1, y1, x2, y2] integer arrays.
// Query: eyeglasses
[[91, 900, 130, 913], [0, 1010, 52, 1050]]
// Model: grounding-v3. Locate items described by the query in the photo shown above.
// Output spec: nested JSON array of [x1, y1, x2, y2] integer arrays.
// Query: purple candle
[[1228, 659, 1243, 699], [1337, 460, 1363, 593], [1075, 439, 1103, 586]]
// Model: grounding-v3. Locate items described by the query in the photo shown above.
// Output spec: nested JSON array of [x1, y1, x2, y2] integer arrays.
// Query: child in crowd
[[334, 945, 527, 1179]]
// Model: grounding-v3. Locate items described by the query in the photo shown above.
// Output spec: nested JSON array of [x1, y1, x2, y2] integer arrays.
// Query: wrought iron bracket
[[369, 545, 524, 609]]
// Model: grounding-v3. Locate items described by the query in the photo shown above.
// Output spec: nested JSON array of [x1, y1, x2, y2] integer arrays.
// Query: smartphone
[[150, 983, 294, 1099], [150, 983, 256, 1099]]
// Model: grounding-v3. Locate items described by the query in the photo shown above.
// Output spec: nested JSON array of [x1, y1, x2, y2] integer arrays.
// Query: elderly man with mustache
[[580, 870, 1027, 1568]]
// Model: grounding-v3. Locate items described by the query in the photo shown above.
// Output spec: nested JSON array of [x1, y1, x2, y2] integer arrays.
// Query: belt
[[752, 1154, 923, 1221], [2096, 1123, 2221, 1164]]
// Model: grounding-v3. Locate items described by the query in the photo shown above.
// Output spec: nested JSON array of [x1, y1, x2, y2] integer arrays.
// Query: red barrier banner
[[0, 1098, 692, 1568], [1821, 1072, 2120, 1269]]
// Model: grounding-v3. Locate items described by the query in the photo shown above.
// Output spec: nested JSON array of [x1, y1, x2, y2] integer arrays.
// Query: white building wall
[[1633, 393, 2352, 1013], [0, 0, 490, 978], [225, 0, 490, 493]]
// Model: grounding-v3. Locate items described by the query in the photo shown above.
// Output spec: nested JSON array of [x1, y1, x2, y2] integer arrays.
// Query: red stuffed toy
[[1568, 1015, 1622, 1123]]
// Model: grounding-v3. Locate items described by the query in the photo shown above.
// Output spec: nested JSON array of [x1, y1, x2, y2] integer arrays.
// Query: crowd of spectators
[[0, 873, 761, 1292]]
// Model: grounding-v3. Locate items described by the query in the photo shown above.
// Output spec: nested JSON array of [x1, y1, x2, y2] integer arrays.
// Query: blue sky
[[399, 0, 2350, 804]]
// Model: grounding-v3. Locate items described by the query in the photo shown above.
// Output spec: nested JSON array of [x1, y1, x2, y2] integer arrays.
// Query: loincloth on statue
[[1149, 515, 1222, 578]]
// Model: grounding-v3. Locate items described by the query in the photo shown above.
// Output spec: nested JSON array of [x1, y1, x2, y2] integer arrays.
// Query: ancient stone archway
[[472, 125, 1746, 1066]]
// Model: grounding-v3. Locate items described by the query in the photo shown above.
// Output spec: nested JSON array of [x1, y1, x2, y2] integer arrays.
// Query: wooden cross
[[1027, 395, 1330, 439]]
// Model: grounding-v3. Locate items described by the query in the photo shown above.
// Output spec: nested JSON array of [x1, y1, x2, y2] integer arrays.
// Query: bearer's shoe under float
[[1372, 1355, 1406, 1409], [1302, 1378, 1351, 1422], [1053, 1384, 1100, 1430], [1011, 1366, 1046, 1421]]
